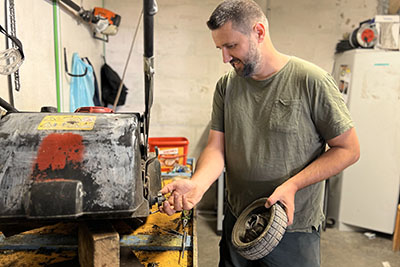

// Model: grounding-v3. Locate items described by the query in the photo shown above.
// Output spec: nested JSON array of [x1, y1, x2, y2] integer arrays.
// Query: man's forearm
[[287, 145, 359, 191], [191, 144, 225, 195], [287, 128, 360, 191], [265, 128, 359, 225]]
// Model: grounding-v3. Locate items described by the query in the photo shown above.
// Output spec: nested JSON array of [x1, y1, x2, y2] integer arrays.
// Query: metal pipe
[[143, 0, 157, 142], [143, 0, 157, 59], [4, 0, 14, 107], [53, 0, 63, 112], [0, 96, 18, 112]]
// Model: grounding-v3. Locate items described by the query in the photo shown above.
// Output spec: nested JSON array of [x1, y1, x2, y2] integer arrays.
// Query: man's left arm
[[265, 127, 360, 225]]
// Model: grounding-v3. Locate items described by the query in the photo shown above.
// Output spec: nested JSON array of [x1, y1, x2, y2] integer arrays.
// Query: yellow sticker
[[38, 115, 97, 130]]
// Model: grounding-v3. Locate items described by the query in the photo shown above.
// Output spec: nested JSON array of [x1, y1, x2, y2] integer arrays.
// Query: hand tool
[[152, 225, 183, 237], [180, 209, 192, 259], [149, 192, 167, 214]]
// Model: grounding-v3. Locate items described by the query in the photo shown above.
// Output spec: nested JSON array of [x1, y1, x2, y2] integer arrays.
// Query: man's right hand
[[159, 179, 204, 216], [158, 130, 225, 216]]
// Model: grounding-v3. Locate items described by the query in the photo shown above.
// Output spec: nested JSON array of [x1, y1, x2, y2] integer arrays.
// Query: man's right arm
[[160, 129, 225, 215], [191, 129, 225, 194]]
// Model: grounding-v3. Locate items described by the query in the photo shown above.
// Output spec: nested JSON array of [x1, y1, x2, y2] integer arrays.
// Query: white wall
[[0, 0, 104, 112], [0, 0, 379, 158], [104, 0, 230, 159], [106, 0, 378, 159], [268, 0, 378, 72]]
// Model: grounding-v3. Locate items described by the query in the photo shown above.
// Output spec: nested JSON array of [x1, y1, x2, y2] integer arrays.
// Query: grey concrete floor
[[197, 212, 400, 267]]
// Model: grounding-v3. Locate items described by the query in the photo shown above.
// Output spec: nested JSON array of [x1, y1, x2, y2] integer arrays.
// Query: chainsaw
[[59, 0, 121, 42]]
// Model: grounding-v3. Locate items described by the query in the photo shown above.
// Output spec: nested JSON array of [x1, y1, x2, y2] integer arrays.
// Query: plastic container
[[148, 137, 189, 172], [74, 106, 114, 113]]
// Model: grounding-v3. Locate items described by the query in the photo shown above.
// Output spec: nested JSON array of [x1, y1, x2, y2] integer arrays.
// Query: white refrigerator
[[329, 49, 400, 234]]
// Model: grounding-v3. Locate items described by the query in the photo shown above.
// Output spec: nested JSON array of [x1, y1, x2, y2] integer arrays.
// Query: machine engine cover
[[0, 112, 151, 222]]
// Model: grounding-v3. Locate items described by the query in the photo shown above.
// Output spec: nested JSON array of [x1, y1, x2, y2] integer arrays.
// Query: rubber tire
[[231, 197, 287, 260]]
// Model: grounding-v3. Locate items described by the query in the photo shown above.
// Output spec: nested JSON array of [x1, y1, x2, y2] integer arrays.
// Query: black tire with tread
[[231, 197, 287, 260]]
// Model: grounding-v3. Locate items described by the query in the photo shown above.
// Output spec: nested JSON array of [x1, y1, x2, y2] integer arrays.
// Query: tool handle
[[0, 96, 18, 113], [59, 0, 81, 12]]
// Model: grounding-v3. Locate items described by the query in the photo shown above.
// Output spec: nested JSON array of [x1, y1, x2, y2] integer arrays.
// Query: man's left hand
[[265, 181, 298, 226]]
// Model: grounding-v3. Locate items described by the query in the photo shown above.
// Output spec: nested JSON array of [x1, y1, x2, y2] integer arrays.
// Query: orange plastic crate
[[148, 137, 189, 172]]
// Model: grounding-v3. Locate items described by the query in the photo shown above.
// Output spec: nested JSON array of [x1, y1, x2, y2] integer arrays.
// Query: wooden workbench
[[0, 176, 197, 267]]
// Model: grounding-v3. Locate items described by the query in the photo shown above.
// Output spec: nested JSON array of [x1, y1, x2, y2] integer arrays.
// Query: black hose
[[0, 96, 18, 112]]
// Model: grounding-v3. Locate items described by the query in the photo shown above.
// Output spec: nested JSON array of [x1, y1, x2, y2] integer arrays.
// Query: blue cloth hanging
[[70, 53, 95, 112]]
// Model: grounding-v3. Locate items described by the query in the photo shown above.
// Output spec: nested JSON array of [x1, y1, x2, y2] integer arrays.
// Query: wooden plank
[[393, 204, 400, 251], [78, 222, 120, 267], [122, 234, 191, 251]]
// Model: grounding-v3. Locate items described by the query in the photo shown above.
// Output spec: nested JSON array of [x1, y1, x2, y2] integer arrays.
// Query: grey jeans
[[219, 206, 321, 267]]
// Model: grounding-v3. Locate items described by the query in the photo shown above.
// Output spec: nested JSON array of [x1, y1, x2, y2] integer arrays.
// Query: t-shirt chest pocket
[[268, 99, 302, 133]]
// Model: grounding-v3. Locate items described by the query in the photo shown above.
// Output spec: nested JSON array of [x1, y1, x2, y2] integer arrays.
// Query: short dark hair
[[207, 0, 266, 34]]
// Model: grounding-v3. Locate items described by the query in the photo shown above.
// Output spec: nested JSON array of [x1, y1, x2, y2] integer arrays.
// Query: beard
[[230, 40, 261, 77]]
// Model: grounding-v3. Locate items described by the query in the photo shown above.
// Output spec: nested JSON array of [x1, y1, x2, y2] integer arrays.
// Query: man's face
[[211, 21, 261, 77]]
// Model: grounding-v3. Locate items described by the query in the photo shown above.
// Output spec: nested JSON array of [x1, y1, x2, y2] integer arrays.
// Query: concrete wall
[[106, 0, 378, 162], [105, 0, 231, 160], [268, 0, 378, 72], [0, 0, 103, 112]]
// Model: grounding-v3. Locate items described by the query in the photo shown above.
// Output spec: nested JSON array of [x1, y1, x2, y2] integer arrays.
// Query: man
[[160, 0, 360, 266]]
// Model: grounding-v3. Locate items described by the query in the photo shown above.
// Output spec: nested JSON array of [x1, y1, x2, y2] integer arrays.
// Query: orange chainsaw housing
[[93, 7, 121, 26]]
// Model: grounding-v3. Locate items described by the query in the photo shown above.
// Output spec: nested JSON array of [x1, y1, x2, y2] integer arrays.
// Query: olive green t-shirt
[[211, 56, 353, 232]]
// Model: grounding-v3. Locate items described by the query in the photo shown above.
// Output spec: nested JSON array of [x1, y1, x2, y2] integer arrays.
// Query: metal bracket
[[144, 56, 155, 80]]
